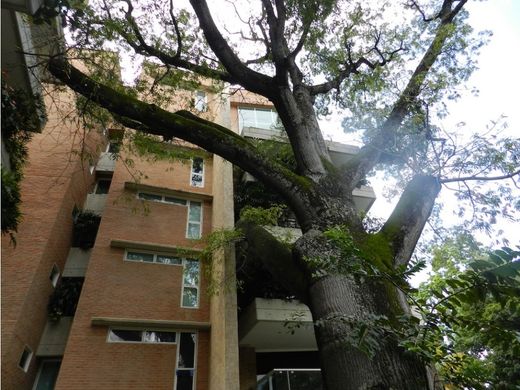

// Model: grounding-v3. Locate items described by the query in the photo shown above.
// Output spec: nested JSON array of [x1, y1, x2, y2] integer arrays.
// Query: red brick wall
[[1, 96, 99, 389], [54, 153, 212, 389]]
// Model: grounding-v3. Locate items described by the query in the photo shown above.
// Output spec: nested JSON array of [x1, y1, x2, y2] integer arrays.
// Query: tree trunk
[[308, 275, 430, 390]]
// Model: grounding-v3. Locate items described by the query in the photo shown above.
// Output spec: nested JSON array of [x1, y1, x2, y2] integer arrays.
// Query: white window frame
[[136, 193, 202, 239], [49, 264, 60, 288], [124, 249, 184, 266], [18, 345, 33, 373], [137, 192, 188, 206], [107, 328, 178, 344], [180, 259, 200, 309], [185, 201, 202, 239], [194, 91, 207, 112], [190, 158, 204, 188], [174, 332, 198, 390], [238, 106, 280, 132]]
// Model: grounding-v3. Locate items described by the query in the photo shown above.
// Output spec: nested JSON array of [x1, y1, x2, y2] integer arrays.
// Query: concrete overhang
[[91, 317, 211, 331], [2, 0, 44, 14], [239, 298, 317, 352]]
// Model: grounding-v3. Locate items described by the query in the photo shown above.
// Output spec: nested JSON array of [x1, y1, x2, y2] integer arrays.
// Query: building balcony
[[239, 298, 317, 352], [83, 193, 107, 215], [95, 152, 116, 173], [36, 317, 73, 357], [257, 369, 322, 390], [63, 248, 92, 277]]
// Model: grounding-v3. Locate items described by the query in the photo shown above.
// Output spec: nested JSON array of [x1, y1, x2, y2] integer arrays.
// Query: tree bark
[[308, 274, 430, 390]]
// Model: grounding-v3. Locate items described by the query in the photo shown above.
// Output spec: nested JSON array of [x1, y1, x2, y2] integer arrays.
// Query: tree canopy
[[32, 0, 520, 388]]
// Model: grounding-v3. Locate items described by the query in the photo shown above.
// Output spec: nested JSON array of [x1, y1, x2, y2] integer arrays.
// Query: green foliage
[[410, 236, 520, 389], [71, 211, 101, 249], [200, 228, 244, 296], [47, 278, 84, 321], [1, 77, 39, 238], [239, 205, 284, 226]]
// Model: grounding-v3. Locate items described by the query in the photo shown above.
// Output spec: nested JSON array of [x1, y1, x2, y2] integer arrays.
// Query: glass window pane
[[138, 193, 162, 201], [156, 255, 182, 265], [182, 287, 198, 307], [126, 252, 154, 262], [164, 197, 187, 205], [187, 223, 201, 239], [191, 174, 203, 187], [255, 109, 275, 129], [239, 108, 256, 129], [188, 202, 201, 222], [143, 331, 176, 343], [183, 260, 199, 286], [34, 360, 61, 390], [95, 180, 111, 194], [192, 158, 203, 174], [178, 333, 196, 368], [175, 372, 194, 390], [108, 329, 142, 342]]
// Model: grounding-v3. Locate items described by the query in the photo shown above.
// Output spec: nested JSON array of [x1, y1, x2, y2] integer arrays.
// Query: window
[[107, 141, 121, 154], [137, 193, 201, 239], [18, 346, 32, 372], [181, 260, 200, 308], [186, 202, 202, 239], [49, 264, 60, 288], [125, 251, 183, 265], [33, 359, 61, 390], [238, 107, 280, 131], [108, 329, 177, 343], [175, 333, 197, 390], [194, 91, 207, 112], [94, 179, 111, 194], [137, 192, 187, 206], [190, 158, 204, 188]]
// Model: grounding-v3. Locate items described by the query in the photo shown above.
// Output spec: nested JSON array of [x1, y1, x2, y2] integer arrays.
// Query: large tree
[[39, 0, 519, 388]]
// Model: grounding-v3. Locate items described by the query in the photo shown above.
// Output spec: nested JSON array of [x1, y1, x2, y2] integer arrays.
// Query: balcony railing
[[257, 369, 322, 390]]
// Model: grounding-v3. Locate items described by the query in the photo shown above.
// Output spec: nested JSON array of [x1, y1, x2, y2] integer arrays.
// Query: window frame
[[123, 250, 200, 308], [137, 192, 188, 206], [185, 201, 202, 240], [49, 264, 60, 288], [190, 158, 204, 188], [180, 259, 200, 309], [194, 91, 207, 112], [238, 106, 280, 132], [107, 328, 178, 344], [124, 250, 183, 266], [174, 332, 198, 390], [18, 345, 33, 373]]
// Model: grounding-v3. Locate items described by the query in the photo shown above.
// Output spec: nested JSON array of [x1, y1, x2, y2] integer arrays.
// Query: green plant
[[72, 211, 101, 249], [47, 278, 84, 321]]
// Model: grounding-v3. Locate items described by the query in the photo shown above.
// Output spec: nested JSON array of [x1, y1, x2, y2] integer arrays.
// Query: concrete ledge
[[91, 317, 211, 331], [110, 239, 201, 255], [125, 181, 213, 201]]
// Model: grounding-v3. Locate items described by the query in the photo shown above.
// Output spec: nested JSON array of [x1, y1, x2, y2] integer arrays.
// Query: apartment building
[[2, 54, 376, 390]]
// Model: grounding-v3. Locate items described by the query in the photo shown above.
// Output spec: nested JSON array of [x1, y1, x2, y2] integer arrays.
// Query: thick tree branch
[[381, 175, 441, 267], [237, 220, 309, 303], [47, 56, 315, 219], [343, 0, 468, 190], [189, 0, 275, 97]]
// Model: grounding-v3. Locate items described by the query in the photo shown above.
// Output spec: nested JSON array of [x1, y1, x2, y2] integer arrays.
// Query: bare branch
[[440, 169, 520, 184], [342, 0, 468, 190]]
